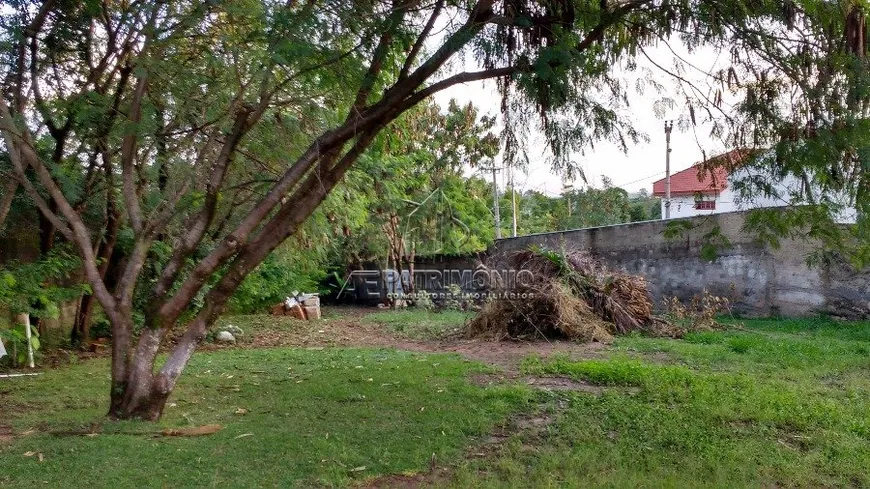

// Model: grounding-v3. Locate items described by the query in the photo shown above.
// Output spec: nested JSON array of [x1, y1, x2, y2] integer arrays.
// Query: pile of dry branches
[[466, 248, 673, 342]]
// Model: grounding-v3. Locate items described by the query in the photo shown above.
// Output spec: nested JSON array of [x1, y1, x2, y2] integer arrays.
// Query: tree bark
[[71, 295, 95, 345], [108, 327, 167, 420]]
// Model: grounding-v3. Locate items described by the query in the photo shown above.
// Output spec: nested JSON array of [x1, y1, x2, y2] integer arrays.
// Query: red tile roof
[[651, 149, 751, 197]]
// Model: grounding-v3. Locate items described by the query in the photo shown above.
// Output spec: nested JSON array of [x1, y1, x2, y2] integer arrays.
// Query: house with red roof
[[651, 148, 857, 223], [651, 149, 748, 219]]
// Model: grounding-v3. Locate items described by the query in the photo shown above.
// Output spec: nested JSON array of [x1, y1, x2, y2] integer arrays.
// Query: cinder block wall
[[491, 211, 868, 318]]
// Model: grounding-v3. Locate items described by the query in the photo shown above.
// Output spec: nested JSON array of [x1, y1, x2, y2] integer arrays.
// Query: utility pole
[[509, 164, 518, 237], [488, 164, 502, 239], [664, 120, 673, 220], [563, 181, 573, 218]]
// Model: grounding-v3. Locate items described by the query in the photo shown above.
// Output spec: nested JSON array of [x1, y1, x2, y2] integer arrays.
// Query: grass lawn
[[3, 314, 870, 487], [1, 347, 534, 487], [451, 317, 870, 488]]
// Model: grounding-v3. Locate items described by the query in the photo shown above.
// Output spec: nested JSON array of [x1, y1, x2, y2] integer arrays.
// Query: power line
[[614, 170, 666, 189], [512, 167, 668, 198]]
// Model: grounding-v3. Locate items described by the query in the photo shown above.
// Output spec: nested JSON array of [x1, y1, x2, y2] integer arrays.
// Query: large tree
[[0, 0, 866, 420]]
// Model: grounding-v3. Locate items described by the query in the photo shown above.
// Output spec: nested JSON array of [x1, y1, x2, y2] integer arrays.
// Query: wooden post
[[16, 312, 35, 368]]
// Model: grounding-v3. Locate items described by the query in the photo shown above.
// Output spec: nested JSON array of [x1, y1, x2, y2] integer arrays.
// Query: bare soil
[[207, 306, 610, 377], [0, 425, 13, 445]]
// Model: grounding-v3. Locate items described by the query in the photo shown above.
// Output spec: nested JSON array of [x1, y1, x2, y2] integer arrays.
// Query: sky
[[433, 40, 732, 197]]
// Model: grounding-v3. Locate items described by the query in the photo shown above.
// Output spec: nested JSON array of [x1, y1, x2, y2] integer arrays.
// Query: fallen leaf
[[23, 451, 36, 457], [37, 453, 44, 462], [234, 408, 248, 415], [349, 466, 367, 472]]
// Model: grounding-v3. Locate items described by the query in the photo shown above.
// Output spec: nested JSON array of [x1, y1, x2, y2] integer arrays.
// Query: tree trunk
[[107, 313, 210, 421], [109, 379, 171, 421], [71, 294, 96, 345], [107, 326, 167, 420]]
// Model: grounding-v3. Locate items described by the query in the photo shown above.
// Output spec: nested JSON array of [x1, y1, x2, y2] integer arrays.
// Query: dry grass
[[466, 280, 613, 342], [467, 248, 676, 342], [662, 288, 734, 330]]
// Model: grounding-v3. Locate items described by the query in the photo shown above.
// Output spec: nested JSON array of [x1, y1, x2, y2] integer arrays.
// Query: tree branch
[[155, 127, 383, 391], [0, 95, 121, 323], [153, 0, 501, 320], [399, 0, 444, 81], [351, 3, 408, 112]]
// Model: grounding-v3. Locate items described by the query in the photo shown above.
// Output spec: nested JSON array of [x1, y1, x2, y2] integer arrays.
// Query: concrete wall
[[491, 211, 868, 318]]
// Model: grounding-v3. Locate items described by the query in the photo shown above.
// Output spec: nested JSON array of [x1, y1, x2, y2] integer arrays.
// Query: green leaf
[[1, 272, 15, 288]]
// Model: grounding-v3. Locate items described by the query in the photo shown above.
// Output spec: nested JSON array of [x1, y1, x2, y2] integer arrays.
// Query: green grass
[[451, 317, 870, 488], [362, 309, 473, 339], [0, 347, 534, 487], [5, 316, 870, 488]]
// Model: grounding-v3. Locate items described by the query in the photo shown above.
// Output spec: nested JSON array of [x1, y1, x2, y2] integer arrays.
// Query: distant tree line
[[502, 178, 661, 236]]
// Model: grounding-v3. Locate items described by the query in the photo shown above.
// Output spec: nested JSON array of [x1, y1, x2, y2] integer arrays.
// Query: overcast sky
[[433, 40, 731, 197]]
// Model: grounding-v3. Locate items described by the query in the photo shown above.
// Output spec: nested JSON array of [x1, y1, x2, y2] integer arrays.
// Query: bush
[[227, 250, 326, 314]]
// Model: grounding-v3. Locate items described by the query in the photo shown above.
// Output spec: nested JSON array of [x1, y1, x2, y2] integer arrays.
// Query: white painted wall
[[660, 193, 724, 219], [659, 171, 858, 224], [729, 169, 857, 224]]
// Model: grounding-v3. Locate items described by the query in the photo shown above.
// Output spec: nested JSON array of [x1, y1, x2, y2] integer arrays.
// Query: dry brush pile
[[466, 248, 679, 342]]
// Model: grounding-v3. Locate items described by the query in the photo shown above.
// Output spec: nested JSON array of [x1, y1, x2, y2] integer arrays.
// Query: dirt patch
[[0, 425, 14, 444], [470, 372, 606, 395], [204, 307, 611, 377], [522, 376, 605, 394], [357, 468, 452, 489]]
